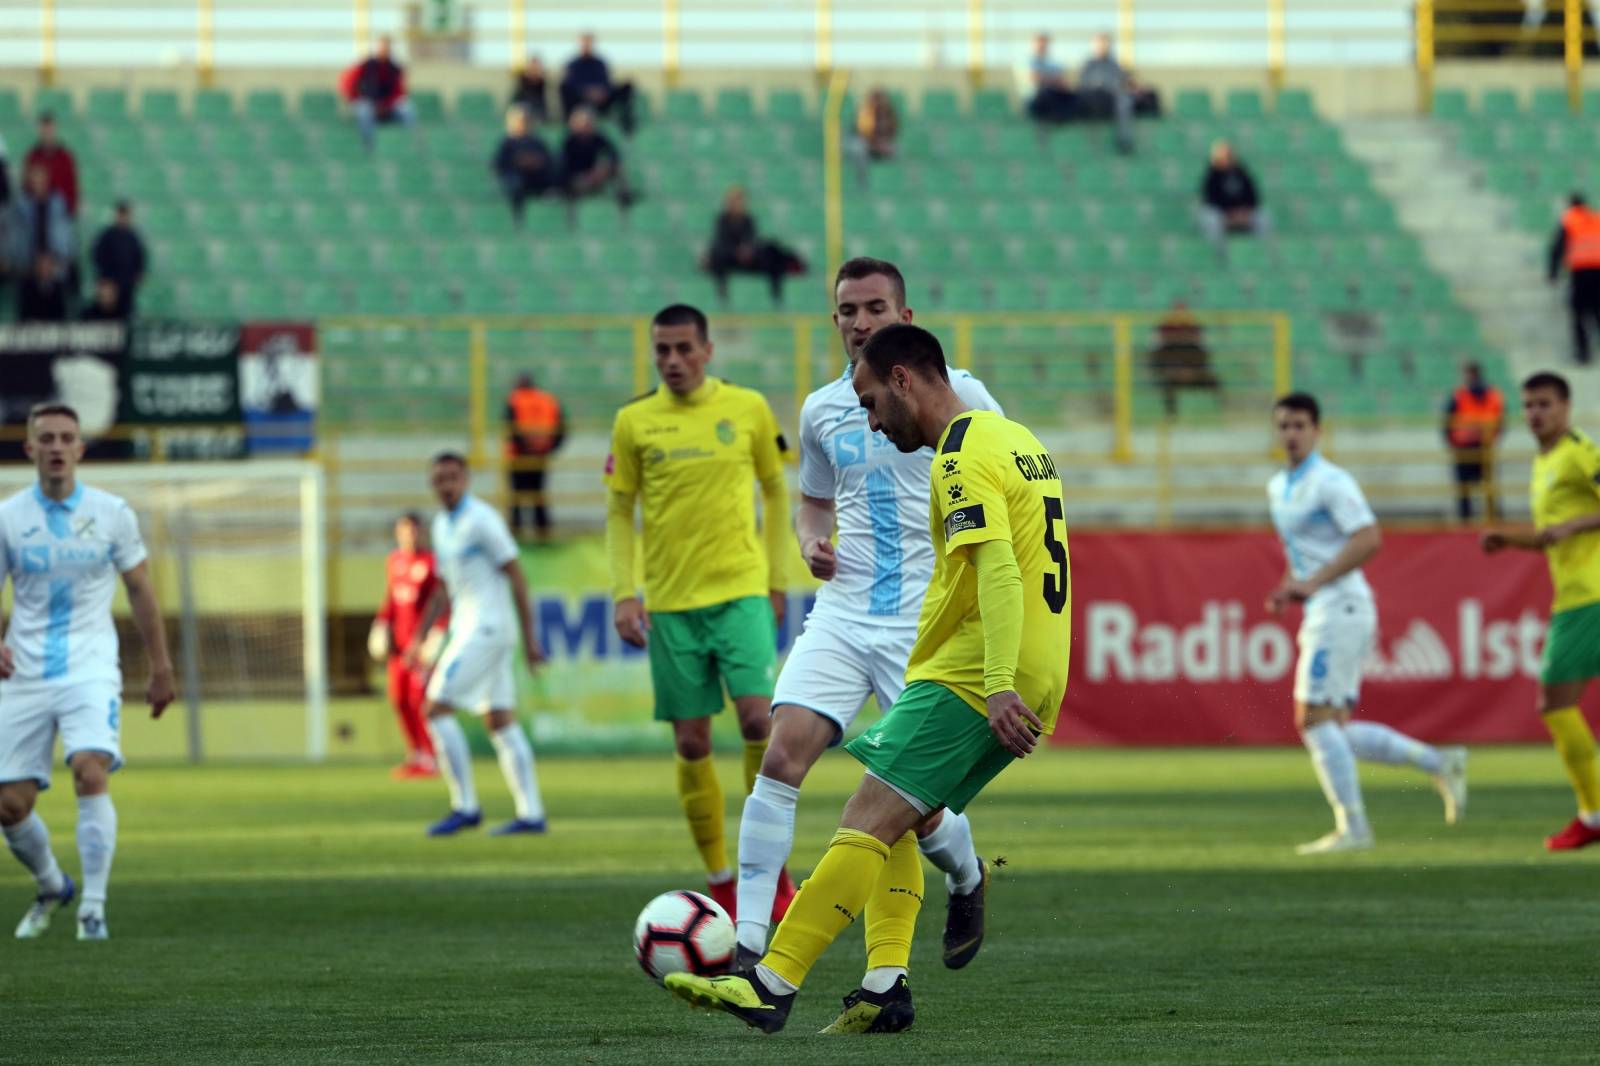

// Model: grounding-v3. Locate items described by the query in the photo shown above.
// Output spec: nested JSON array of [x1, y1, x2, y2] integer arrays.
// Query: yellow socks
[[864, 831, 924, 971], [675, 754, 728, 875], [764, 829, 889, 988], [743, 739, 768, 795], [1544, 707, 1600, 815]]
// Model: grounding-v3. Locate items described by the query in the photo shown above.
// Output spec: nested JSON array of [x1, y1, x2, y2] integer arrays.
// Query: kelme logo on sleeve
[[945, 505, 986, 539]]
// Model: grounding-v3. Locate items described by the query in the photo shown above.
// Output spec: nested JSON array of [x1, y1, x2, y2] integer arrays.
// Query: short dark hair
[[834, 257, 907, 308], [27, 402, 79, 429], [651, 303, 709, 342], [1273, 391, 1321, 425], [398, 510, 425, 528], [1522, 371, 1571, 400], [860, 323, 950, 383], [431, 450, 469, 469]]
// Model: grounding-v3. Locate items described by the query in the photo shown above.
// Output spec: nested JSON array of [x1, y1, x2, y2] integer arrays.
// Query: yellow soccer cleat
[[818, 975, 915, 1035], [663, 970, 794, 1034]]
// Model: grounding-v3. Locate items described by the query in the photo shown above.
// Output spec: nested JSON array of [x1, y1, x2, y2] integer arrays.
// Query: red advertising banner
[[1057, 530, 1561, 745]]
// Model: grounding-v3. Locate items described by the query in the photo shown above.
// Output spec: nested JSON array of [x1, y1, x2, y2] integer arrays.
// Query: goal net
[[0, 461, 327, 761]]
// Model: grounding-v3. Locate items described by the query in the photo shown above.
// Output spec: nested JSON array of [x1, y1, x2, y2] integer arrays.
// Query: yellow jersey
[[1532, 427, 1600, 614], [606, 378, 788, 612], [906, 409, 1072, 732]]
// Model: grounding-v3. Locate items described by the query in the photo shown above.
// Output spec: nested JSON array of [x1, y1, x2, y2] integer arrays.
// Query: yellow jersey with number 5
[[1532, 428, 1600, 614], [905, 409, 1072, 733]]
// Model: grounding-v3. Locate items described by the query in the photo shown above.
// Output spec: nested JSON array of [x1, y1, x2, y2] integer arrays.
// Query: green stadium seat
[[1479, 88, 1519, 118], [245, 90, 287, 121], [33, 88, 73, 119], [1431, 89, 1469, 121], [715, 88, 755, 119], [766, 89, 808, 121], [456, 89, 498, 122], [921, 89, 961, 120], [1225, 90, 1264, 118], [411, 90, 446, 122], [1174, 90, 1213, 118], [1275, 88, 1315, 119], [0, 88, 21, 123], [139, 89, 181, 122], [299, 89, 341, 121], [971, 89, 1012, 119], [1531, 87, 1571, 118], [86, 88, 127, 121], [665, 90, 704, 121], [194, 89, 234, 122]]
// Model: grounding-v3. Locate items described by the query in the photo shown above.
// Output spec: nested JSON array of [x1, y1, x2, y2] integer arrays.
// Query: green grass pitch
[[3, 746, 1596, 1064]]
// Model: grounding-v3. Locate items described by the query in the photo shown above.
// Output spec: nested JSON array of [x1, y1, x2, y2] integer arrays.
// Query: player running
[[733, 259, 999, 1029], [369, 512, 445, 780], [1481, 371, 1600, 850], [606, 304, 791, 920], [662, 323, 1069, 1034], [1267, 393, 1467, 855], [409, 453, 548, 837], [1, 403, 175, 941]]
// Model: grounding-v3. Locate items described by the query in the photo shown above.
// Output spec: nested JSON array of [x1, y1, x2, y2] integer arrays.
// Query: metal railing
[[1417, 0, 1598, 113]]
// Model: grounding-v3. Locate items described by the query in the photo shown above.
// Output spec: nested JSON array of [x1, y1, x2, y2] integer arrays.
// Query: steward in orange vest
[[1443, 362, 1503, 522], [504, 374, 565, 538], [1549, 193, 1600, 365]]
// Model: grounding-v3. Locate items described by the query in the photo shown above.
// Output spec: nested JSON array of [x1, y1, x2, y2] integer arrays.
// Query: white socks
[[490, 723, 545, 823], [429, 715, 479, 814], [77, 794, 117, 914], [1302, 721, 1370, 835], [1344, 721, 1443, 774], [4, 813, 65, 896], [736, 774, 800, 955], [862, 966, 905, 994], [917, 810, 982, 895], [755, 962, 798, 995]]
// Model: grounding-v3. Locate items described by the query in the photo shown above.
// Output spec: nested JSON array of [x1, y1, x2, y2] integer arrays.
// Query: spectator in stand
[[510, 54, 551, 125], [1025, 33, 1077, 124], [24, 112, 78, 217], [1443, 360, 1505, 521], [18, 253, 69, 322], [1078, 32, 1137, 154], [703, 185, 805, 307], [504, 373, 566, 540], [559, 108, 635, 215], [1148, 299, 1220, 415], [1197, 139, 1271, 258], [6, 164, 75, 285], [339, 35, 414, 150], [80, 277, 123, 321], [1548, 191, 1600, 365], [91, 200, 147, 317], [492, 107, 556, 226], [560, 33, 636, 135], [846, 88, 899, 186]]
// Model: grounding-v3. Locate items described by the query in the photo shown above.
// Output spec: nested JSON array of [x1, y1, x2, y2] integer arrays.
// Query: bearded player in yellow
[[607, 304, 794, 916], [1482, 371, 1600, 850], [661, 323, 1071, 1034]]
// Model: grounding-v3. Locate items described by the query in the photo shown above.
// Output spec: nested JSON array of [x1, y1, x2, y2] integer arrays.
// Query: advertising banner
[[121, 321, 245, 459], [239, 322, 318, 455], [0, 321, 127, 459]]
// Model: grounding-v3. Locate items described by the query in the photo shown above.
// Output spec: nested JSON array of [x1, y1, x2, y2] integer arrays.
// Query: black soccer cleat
[[818, 974, 915, 1034], [663, 968, 794, 1035], [942, 857, 988, 969], [734, 944, 763, 972]]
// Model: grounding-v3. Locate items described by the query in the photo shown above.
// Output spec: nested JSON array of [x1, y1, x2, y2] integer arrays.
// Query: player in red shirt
[[370, 513, 446, 779]]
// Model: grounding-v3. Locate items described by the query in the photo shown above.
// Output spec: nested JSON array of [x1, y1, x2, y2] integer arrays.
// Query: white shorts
[[0, 678, 124, 791], [1294, 599, 1377, 710], [425, 631, 516, 714], [772, 614, 916, 745]]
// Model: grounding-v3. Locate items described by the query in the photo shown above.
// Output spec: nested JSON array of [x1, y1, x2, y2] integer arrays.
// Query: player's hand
[[1480, 530, 1509, 554], [522, 636, 546, 671], [1265, 583, 1294, 615], [803, 537, 837, 580], [148, 664, 176, 720], [987, 691, 1043, 758], [615, 597, 650, 649], [367, 622, 390, 663], [1538, 521, 1578, 547], [769, 589, 787, 630], [0, 644, 13, 680], [403, 640, 424, 670]]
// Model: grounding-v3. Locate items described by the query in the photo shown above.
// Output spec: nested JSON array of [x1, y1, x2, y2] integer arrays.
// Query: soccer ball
[[633, 890, 735, 983]]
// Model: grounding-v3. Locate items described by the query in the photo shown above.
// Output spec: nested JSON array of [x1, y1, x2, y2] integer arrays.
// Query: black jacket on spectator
[[711, 213, 757, 264], [18, 274, 68, 321], [355, 59, 404, 103], [511, 74, 549, 122], [1202, 165, 1260, 212], [93, 225, 146, 288], [564, 55, 612, 94], [562, 132, 618, 178], [495, 134, 553, 177]]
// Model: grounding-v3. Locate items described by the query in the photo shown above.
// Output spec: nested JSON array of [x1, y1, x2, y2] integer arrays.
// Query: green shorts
[[843, 681, 1015, 815], [648, 595, 777, 721], [1541, 601, 1600, 685]]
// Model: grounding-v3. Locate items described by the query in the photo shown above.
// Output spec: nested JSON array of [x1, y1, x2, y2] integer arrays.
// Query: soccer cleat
[[1433, 746, 1468, 825], [1545, 817, 1600, 851], [76, 913, 109, 941], [707, 877, 737, 921], [1295, 827, 1375, 855], [426, 809, 483, 837], [770, 867, 796, 924], [818, 974, 915, 1035], [663, 969, 793, 1034], [14, 874, 75, 940], [734, 945, 763, 972], [489, 817, 547, 836], [943, 858, 988, 970], [391, 757, 439, 781]]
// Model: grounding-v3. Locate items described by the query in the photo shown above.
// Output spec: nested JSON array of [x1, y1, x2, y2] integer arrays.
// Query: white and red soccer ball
[[633, 890, 735, 983]]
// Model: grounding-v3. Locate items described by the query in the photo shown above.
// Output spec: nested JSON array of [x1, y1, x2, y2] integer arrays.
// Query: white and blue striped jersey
[[0, 483, 147, 686], [797, 367, 1002, 627], [430, 493, 520, 642], [1267, 452, 1377, 610]]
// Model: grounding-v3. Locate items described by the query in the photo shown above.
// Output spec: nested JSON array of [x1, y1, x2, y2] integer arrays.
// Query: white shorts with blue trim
[[425, 630, 516, 714], [772, 613, 916, 744], [0, 678, 124, 790], [1293, 598, 1377, 710]]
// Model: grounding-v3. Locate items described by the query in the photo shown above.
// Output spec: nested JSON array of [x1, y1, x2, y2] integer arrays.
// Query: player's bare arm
[[0, 594, 11, 680], [500, 557, 545, 668], [1480, 526, 1545, 553], [1538, 512, 1600, 546], [794, 493, 838, 580], [405, 584, 451, 667], [121, 561, 175, 718], [604, 486, 650, 648], [1273, 523, 1380, 605]]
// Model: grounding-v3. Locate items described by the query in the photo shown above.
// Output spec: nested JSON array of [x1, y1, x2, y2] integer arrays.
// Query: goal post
[[0, 461, 328, 761]]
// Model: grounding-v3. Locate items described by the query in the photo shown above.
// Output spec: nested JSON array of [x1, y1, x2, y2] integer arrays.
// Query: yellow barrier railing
[[1417, 0, 1597, 113]]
